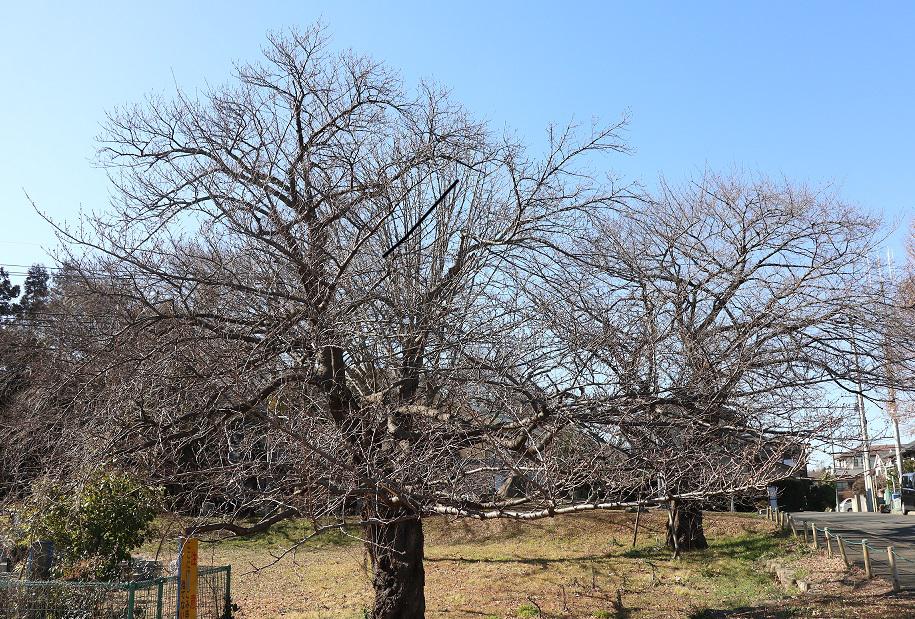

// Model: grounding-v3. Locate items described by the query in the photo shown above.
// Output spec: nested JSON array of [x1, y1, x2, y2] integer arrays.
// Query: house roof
[[834, 444, 898, 460]]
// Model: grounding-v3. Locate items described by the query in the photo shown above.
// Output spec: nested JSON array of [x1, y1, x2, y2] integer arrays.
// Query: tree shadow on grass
[[622, 534, 782, 562], [425, 552, 615, 568]]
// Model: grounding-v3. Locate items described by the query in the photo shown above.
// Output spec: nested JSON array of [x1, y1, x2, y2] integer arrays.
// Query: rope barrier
[[784, 515, 914, 590]]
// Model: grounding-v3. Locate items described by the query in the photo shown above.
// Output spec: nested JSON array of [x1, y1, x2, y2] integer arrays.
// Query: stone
[[775, 568, 796, 587], [796, 580, 810, 593]]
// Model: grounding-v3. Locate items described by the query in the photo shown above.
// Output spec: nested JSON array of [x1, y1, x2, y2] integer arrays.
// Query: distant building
[[765, 444, 809, 509], [829, 442, 915, 501]]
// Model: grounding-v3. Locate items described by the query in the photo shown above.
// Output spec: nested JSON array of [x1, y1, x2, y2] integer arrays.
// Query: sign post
[[178, 538, 199, 619]]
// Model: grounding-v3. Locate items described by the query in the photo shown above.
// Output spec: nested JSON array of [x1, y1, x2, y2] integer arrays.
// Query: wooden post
[[862, 540, 872, 579], [632, 506, 641, 548], [811, 523, 819, 549], [802, 521, 809, 543], [888, 546, 901, 592], [789, 516, 797, 538], [825, 528, 833, 557], [837, 535, 849, 567], [178, 537, 199, 619], [766, 506, 771, 520]]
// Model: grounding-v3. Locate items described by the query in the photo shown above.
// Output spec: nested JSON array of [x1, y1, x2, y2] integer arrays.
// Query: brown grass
[[138, 511, 808, 618], [139, 510, 914, 618]]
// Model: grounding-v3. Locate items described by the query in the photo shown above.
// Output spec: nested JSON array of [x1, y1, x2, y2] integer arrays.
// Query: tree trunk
[[365, 511, 425, 619], [666, 499, 708, 556]]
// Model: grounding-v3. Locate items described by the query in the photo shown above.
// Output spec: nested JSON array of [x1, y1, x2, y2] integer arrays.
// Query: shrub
[[22, 471, 160, 579]]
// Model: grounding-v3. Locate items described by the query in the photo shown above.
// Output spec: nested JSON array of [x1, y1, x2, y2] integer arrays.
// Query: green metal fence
[[0, 565, 232, 619]]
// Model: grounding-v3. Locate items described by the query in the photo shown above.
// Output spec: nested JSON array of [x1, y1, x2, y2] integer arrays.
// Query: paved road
[[792, 511, 915, 588]]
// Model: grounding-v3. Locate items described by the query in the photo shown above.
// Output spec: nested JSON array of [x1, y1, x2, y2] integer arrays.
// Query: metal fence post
[[224, 565, 232, 619], [157, 578, 165, 619], [127, 582, 136, 619], [862, 540, 872, 579], [888, 546, 900, 592]]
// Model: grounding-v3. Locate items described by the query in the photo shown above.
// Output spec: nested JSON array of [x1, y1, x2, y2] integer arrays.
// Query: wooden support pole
[[862, 540, 872, 579], [789, 515, 797, 538], [825, 528, 833, 557], [837, 535, 849, 567], [802, 521, 809, 543], [888, 546, 901, 592], [811, 523, 819, 550]]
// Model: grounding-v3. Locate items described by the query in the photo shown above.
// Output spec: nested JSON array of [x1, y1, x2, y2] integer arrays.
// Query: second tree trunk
[[666, 499, 708, 556]]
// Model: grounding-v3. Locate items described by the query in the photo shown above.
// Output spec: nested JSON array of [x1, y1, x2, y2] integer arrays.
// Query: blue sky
[[1, 2, 913, 453], [2, 1, 914, 271]]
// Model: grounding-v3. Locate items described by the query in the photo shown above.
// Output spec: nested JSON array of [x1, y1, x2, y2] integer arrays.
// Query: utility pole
[[887, 378, 904, 483], [851, 332, 875, 512], [882, 251, 905, 484], [831, 442, 840, 512]]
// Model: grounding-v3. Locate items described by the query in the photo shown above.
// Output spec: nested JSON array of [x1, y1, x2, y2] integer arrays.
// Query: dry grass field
[[140, 510, 915, 618], [141, 511, 788, 618]]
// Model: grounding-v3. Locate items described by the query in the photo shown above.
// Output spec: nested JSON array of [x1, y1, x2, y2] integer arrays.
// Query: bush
[[21, 471, 160, 579]]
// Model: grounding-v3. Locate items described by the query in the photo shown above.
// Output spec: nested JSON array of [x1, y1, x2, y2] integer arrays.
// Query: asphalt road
[[791, 511, 915, 588]]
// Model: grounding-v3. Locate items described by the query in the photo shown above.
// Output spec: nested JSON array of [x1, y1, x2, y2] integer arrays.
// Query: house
[[829, 444, 908, 501], [765, 443, 810, 509], [877, 440, 915, 480]]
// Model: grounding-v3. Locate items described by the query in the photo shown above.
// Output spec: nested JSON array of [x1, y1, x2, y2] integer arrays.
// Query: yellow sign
[[178, 538, 199, 619]]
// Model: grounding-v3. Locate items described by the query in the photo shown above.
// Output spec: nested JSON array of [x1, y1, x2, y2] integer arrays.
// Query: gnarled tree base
[[666, 499, 708, 557], [364, 510, 425, 619]]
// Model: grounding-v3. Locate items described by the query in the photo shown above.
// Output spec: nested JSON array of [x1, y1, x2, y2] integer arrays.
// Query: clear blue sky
[[1, 1, 912, 457], [2, 1, 914, 270]]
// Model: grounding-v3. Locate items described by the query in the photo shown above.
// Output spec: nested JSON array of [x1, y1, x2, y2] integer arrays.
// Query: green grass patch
[[515, 603, 540, 618]]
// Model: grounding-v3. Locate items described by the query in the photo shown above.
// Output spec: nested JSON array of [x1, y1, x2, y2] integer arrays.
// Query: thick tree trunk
[[666, 499, 708, 556], [365, 512, 425, 619]]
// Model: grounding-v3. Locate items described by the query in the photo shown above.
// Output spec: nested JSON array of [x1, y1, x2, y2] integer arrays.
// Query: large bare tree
[[535, 174, 914, 550], [23, 26, 636, 616], [8, 26, 914, 618]]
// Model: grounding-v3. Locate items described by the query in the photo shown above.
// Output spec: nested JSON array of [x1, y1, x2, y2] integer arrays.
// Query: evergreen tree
[[17, 265, 50, 314], [0, 268, 21, 317]]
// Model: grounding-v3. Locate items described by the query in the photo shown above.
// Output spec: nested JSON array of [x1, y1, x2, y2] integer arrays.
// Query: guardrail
[[763, 507, 915, 592]]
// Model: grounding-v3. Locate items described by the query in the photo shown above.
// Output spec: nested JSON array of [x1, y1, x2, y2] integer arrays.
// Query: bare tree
[[8, 27, 913, 617], [22, 26, 634, 616], [536, 174, 911, 551]]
